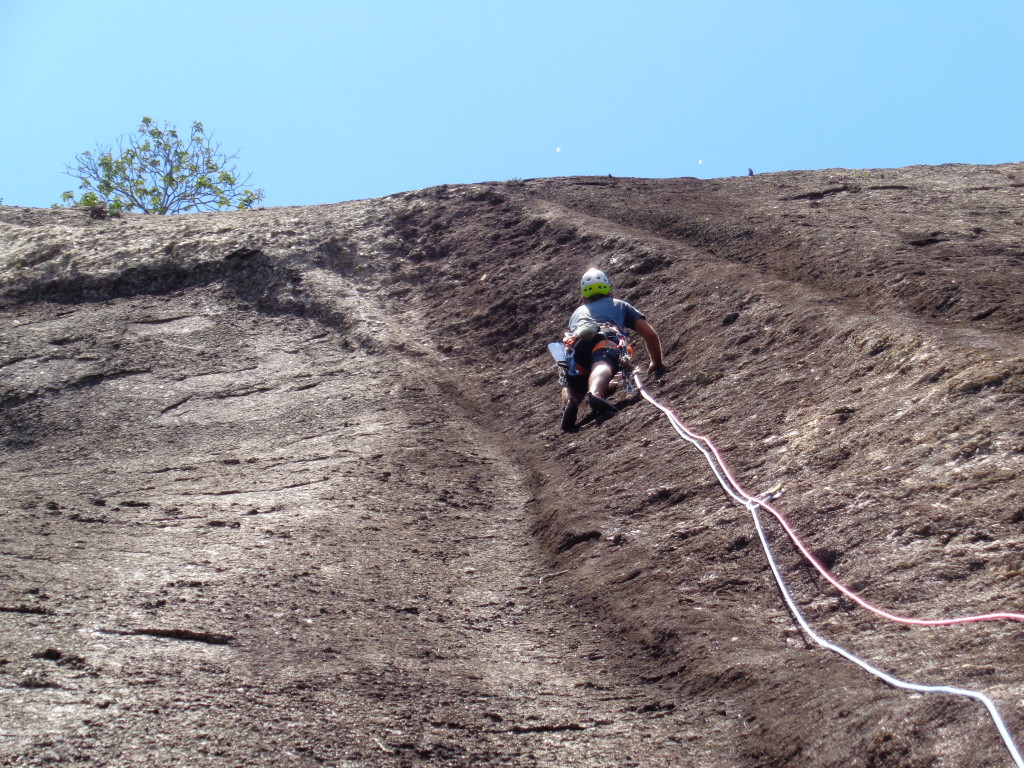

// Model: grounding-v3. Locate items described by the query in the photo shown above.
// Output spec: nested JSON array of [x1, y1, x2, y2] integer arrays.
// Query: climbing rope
[[632, 374, 1024, 767], [634, 377, 1024, 627]]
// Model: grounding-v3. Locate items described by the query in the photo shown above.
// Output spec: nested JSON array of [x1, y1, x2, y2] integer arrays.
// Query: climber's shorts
[[565, 337, 621, 394]]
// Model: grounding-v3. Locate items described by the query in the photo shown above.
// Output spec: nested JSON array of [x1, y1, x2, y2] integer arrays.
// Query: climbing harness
[[633, 374, 1024, 768], [549, 325, 637, 397]]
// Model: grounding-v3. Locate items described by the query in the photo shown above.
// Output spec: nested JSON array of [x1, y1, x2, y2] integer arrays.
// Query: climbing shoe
[[561, 401, 579, 431], [587, 393, 618, 415]]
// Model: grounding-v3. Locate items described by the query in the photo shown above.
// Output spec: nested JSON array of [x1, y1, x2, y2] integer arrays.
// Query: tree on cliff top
[[58, 117, 265, 214]]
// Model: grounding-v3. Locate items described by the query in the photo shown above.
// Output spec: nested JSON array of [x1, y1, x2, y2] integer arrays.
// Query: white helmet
[[580, 268, 611, 299]]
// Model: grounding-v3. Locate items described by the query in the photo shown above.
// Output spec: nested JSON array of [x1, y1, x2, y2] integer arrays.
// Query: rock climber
[[560, 267, 664, 431]]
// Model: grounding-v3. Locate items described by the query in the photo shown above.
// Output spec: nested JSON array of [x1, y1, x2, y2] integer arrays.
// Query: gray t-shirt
[[569, 297, 645, 334]]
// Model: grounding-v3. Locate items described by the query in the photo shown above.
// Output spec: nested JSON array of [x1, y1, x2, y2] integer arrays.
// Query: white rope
[[747, 497, 1024, 768], [633, 375, 1024, 768]]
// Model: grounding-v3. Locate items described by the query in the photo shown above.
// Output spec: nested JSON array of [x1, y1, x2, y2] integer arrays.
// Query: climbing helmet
[[580, 268, 611, 299]]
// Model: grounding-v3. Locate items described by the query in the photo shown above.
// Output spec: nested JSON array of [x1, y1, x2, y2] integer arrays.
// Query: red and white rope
[[632, 374, 1024, 767], [635, 377, 1024, 626]]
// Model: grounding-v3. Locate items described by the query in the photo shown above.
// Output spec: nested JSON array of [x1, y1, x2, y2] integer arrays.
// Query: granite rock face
[[2, 163, 1024, 766]]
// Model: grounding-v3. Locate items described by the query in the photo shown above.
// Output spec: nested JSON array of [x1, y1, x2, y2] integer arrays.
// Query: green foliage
[[58, 117, 265, 214]]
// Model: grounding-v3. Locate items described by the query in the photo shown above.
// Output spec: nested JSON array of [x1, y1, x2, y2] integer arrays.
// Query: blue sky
[[2, 1, 1022, 210]]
